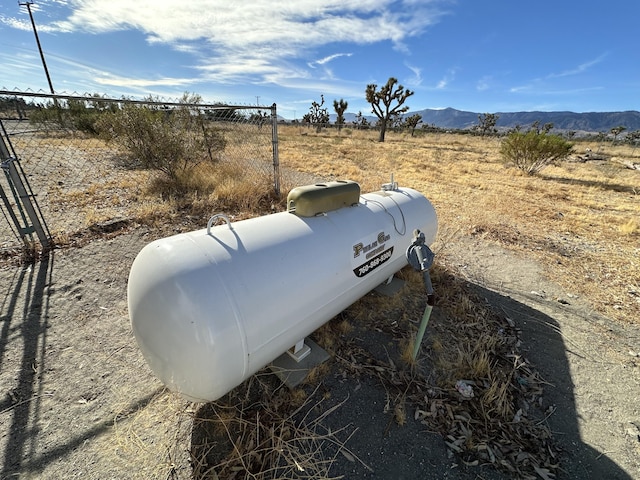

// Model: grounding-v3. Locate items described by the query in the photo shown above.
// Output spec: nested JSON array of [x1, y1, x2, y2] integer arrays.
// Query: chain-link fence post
[[270, 103, 280, 196]]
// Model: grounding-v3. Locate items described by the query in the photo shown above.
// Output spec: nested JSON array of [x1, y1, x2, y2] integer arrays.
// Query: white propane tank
[[128, 182, 437, 402]]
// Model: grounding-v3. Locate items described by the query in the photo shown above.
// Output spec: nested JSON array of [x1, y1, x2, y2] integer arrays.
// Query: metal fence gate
[[0, 90, 281, 262]]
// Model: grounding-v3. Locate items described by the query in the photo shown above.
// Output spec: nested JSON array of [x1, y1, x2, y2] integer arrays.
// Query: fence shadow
[[1, 253, 52, 476], [0, 250, 167, 477]]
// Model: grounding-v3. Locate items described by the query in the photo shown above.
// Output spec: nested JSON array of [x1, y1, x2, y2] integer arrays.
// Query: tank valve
[[406, 229, 435, 360], [406, 229, 435, 303], [381, 173, 398, 191]]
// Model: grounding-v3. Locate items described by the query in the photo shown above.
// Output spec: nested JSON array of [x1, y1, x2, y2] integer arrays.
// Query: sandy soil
[[1, 228, 639, 479]]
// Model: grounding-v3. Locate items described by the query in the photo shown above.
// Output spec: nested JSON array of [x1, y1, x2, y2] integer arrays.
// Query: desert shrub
[[29, 96, 117, 134], [28, 103, 62, 129], [500, 130, 573, 174], [96, 101, 226, 185]]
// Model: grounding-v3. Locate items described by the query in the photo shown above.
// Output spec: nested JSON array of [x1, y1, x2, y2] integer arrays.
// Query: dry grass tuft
[[619, 218, 638, 236], [190, 379, 366, 479], [303, 363, 331, 386], [145, 160, 282, 219], [399, 335, 418, 367], [43, 158, 286, 252]]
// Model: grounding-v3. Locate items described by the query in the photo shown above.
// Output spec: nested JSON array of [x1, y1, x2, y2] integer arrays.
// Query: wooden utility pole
[[20, 1, 56, 95]]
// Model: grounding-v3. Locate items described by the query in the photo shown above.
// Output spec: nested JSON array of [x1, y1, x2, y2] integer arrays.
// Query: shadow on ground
[[190, 276, 635, 479], [474, 285, 634, 480], [0, 249, 173, 478], [1, 254, 52, 477], [0, 240, 635, 479]]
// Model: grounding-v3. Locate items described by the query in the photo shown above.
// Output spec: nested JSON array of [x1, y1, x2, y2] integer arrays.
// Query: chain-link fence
[[0, 90, 281, 263]]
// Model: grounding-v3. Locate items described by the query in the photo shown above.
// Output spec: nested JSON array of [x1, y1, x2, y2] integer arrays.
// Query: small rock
[[455, 380, 475, 398], [557, 298, 570, 305]]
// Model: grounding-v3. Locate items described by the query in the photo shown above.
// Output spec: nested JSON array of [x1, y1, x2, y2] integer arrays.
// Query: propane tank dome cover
[[287, 180, 360, 217]]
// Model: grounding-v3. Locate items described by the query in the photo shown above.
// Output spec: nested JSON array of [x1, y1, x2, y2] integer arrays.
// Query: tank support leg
[[287, 339, 311, 362], [270, 338, 330, 389]]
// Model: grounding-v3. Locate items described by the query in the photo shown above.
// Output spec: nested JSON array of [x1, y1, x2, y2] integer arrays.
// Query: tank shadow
[[189, 274, 635, 479], [469, 284, 634, 480]]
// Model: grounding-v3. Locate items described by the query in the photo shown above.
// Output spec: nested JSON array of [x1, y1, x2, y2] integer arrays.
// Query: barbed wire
[[0, 88, 270, 109]]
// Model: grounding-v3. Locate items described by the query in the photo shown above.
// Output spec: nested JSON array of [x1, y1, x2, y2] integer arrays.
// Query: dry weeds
[[190, 378, 368, 479], [4, 125, 638, 478], [276, 126, 637, 477], [279, 126, 639, 326], [328, 264, 557, 478]]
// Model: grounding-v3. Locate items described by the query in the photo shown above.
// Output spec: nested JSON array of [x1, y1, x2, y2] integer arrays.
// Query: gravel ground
[[0, 229, 638, 479]]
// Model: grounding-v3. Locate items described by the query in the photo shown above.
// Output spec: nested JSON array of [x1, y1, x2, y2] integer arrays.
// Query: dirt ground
[[1, 227, 639, 479], [441, 236, 640, 480]]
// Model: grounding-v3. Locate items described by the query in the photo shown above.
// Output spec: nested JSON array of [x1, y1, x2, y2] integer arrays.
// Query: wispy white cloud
[[195, 56, 294, 83], [548, 53, 607, 78], [306, 53, 354, 80], [0, 15, 29, 31], [510, 53, 608, 94], [94, 73, 196, 88], [405, 63, 422, 86], [476, 75, 491, 91], [510, 85, 604, 96], [2, 0, 448, 90], [436, 68, 456, 89], [0, 51, 45, 89], [0, 14, 59, 33], [509, 85, 528, 93], [310, 53, 353, 68], [3, 1, 72, 31]]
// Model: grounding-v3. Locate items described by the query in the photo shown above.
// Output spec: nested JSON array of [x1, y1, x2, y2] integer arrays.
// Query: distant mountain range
[[331, 108, 640, 133]]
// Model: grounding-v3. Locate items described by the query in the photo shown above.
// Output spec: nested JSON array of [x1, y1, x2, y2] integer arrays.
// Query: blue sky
[[1, 0, 638, 120]]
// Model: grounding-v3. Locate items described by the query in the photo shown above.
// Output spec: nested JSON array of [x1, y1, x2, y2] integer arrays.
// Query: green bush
[[96, 102, 226, 184], [500, 130, 574, 175], [29, 96, 116, 134]]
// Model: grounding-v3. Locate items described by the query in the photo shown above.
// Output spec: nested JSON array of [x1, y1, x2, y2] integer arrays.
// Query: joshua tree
[[610, 125, 626, 143], [475, 113, 499, 136], [404, 113, 423, 137], [626, 130, 640, 151], [333, 98, 348, 131], [302, 94, 329, 132], [365, 77, 413, 142], [354, 111, 370, 129]]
